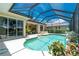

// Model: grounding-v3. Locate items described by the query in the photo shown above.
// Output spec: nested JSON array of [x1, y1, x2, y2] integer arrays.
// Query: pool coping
[[3, 34, 48, 56], [3, 33, 67, 56]]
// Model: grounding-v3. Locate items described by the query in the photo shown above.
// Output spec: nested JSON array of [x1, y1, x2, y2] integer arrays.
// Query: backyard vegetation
[[48, 31, 79, 56], [48, 29, 65, 33], [26, 24, 37, 34], [48, 41, 65, 56], [48, 28, 69, 33]]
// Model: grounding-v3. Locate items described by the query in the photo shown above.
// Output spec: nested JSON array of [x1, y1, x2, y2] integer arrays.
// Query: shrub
[[26, 26, 31, 34], [48, 41, 65, 56], [67, 31, 78, 43], [68, 43, 77, 56]]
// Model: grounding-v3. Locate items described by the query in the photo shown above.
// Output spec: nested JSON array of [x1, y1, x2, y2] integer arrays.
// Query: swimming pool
[[24, 34, 66, 51]]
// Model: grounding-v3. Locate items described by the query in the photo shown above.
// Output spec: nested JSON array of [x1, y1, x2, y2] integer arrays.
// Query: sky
[[46, 19, 69, 26]]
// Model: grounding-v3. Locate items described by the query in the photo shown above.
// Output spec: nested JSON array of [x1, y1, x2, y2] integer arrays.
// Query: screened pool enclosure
[[10, 3, 76, 23], [9, 3, 79, 34], [0, 3, 79, 41]]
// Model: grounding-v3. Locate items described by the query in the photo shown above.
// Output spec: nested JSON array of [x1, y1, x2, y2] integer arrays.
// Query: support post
[[23, 20, 26, 37]]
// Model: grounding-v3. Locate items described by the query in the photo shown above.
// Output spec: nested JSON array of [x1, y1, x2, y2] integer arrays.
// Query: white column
[[43, 25, 45, 31], [37, 24, 40, 33], [23, 20, 26, 37]]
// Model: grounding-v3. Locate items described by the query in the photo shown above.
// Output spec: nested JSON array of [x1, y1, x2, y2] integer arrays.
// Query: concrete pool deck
[[1, 34, 51, 56]]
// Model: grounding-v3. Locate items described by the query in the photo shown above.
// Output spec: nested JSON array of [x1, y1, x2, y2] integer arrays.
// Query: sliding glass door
[[0, 17, 7, 37], [9, 19, 16, 36], [16, 20, 23, 36], [0, 16, 23, 40]]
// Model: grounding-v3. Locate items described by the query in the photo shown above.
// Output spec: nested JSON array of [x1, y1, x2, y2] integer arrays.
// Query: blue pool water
[[24, 34, 66, 51]]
